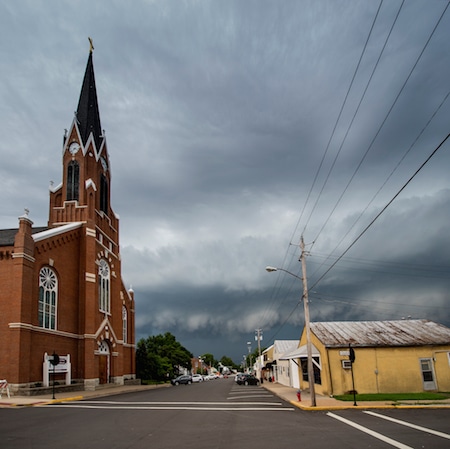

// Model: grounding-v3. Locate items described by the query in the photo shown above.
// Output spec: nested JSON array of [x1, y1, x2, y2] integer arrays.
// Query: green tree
[[245, 347, 266, 371], [220, 356, 239, 370], [136, 332, 193, 381], [201, 353, 217, 368]]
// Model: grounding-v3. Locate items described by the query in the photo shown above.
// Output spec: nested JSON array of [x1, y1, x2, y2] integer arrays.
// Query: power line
[[312, 292, 450, 311], [309, 130, 450, 291], [304, 0, 397, 238], [309, 87, 450, 280], [310, 0, 449, 248], [291, 1, 384, 241], [310, 253, 450, 278], [264, 0, 385, 339]]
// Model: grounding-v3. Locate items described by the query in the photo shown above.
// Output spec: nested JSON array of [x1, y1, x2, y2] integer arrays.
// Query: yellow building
[[291, 320, 450, 396]]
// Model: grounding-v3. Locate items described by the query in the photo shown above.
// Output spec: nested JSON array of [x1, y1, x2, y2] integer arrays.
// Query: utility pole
[[255, 329, 263, 382], [300, 235, 316, 407]]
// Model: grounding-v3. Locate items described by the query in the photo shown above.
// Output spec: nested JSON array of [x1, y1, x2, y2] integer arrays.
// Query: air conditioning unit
[[342, 360, 352, 369]]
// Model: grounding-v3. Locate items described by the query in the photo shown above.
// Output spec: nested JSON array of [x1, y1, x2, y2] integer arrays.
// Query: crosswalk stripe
[[327, 412, 413, 449], [364, 411, 450, 440]]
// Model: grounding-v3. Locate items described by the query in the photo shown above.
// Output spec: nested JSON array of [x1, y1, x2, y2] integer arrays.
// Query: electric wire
[[310, 253, 450, 277], [309, 88, 450, 280], [309, 130, 450, 291], [261, 0, 384, 332], [303, 0, 398, 239], [265, 123, 449, 339], [262, 2, 450, 344], [312, 292, 450, 311], [310, 0, 449, 249], [289, 0, 384, 243]]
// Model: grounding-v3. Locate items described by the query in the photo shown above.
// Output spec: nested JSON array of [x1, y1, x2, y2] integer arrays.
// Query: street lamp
[[265, 240, 316, 407], [247, 341, 252, 373]]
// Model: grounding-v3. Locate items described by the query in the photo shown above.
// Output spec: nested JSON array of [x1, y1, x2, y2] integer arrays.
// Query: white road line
[[228, 395, 274, 400], [327, 412, 413, 449], [51, 404, 294, 411], [364, 411, 450, 440], [69, 401, 283, 406]]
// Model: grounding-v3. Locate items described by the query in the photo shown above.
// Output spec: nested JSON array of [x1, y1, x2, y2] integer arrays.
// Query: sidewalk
[[261, 381, 450, 411], [0, 384, 170, 408]]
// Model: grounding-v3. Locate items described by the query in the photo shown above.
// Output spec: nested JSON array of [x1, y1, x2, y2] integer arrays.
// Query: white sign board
[[43, 353, 71, 387]]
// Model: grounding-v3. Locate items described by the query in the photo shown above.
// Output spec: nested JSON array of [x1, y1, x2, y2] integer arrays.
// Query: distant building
[[0, 46, 135, 393], [261, 344, 275, 381], [283, 320, 450, 395], [269, 340, 299, 387]]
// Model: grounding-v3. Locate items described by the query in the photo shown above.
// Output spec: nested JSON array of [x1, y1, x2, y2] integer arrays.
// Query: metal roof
[[280, 344, 321, 360], [273, 340, 298, 355], [310, 320, 450, 348]]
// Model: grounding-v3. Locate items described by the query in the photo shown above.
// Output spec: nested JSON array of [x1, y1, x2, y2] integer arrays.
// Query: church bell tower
[[48, 40, 113, 236]]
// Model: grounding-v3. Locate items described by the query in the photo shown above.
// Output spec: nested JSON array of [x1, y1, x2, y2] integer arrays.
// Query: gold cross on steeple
[[88, 37, 94, 53]]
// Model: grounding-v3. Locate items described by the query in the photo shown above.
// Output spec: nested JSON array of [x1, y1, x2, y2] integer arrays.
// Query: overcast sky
[[1, 0, 450, 364]]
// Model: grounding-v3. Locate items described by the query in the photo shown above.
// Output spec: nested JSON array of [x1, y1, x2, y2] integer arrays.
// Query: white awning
[[280, 343, 320, 360]]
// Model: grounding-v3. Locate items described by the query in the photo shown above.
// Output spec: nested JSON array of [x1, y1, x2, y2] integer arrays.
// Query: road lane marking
[[67, 401, 284, 406], [228, 395, 274, 400], [50, 404, 294, 411], [364, 411, 450, 440], [327, 412, 413, 449]]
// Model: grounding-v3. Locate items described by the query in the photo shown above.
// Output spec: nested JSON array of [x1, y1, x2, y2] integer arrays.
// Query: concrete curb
[[262, 383, 450, 411]]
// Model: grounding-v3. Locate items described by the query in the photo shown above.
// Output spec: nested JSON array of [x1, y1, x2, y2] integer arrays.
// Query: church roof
[[76, 50, 103, 150], [0, 227, 48, 246], [32, 222, 83, 242], [310, 319, 450, 348]]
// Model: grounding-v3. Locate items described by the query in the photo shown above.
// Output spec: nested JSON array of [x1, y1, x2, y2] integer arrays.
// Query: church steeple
[[49, 40, 113, 228], [76, 39, 103, 151]]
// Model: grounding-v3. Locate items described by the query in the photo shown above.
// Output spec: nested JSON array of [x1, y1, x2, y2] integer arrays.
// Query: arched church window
[[38, 267, 58, 330], [98, 259, 110, 313], [67, 161, 79, 201], [100, 174, 108, 214], [122, 306, 128, 344]]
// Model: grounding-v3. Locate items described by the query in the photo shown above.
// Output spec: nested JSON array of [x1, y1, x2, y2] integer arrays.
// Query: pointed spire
[[76, 38, 103, 150]]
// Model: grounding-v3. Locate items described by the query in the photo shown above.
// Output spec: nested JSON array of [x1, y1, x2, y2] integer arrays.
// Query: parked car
[[235, 373, 245, 383], [171, 375, 192, 385], [192, 374, 203, 383], [236, 374, 259, 386]]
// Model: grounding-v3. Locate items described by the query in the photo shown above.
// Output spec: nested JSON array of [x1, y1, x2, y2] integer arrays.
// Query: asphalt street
[[1, 378, 449, 448]]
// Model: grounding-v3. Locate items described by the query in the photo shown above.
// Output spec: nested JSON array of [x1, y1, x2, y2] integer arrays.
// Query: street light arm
[[265, 266, 303, 281]]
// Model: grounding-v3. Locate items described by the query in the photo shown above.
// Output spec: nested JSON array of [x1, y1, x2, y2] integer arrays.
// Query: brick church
[[0, 45, 136, 393]]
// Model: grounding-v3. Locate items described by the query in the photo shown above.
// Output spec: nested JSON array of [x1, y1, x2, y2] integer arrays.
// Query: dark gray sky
[[1, 0, 449, 364]]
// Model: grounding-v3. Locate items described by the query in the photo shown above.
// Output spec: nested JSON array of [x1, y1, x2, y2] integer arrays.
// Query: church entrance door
[[99, 355, 108, 384], [98, 340, 110, 384]]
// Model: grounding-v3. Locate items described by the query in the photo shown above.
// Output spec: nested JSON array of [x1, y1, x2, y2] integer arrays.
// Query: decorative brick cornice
[[12, 252, 36, 263], [0, 250, 12, 260], [8, 322, 83, 340]]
